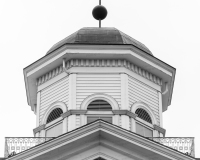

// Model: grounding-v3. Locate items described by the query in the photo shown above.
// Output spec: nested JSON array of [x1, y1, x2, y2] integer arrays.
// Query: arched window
[[87, 100, 112, 124], [87, 100, 112, 111], [135, 108, 153, 137], [45, 108, 63, 137], [46, 108, 63, 124], [135, 108, 152, 124]]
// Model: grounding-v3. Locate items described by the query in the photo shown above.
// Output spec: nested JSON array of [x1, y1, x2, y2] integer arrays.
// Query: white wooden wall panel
[[76, 115, 80, 128], [39, 77, 69, 125], [76, 74, 121, 109], [128, 76, 160, 124]]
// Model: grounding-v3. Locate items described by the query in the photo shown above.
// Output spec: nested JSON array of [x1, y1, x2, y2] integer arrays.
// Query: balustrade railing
[[4, 137, 195, 158], [147, 137, 195, 157], [4, 137, 54, 158]]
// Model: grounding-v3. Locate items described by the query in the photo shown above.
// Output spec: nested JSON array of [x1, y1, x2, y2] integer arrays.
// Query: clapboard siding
[[128, 76, 160, 124], [76, 74, 121, 109], [39, 77, 69, 125]]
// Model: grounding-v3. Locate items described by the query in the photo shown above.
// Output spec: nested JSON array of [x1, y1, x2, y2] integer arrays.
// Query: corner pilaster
[[158, 91, 163, 127], [120, 73, 129, 109], [68, 73, 77, 110], [36, 91, 41, 127], [68, 115, 76, 131], [120, 73, 129, 130]]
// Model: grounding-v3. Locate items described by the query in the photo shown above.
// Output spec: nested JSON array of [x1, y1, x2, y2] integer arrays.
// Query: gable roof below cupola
[[8, 120, 195, 160]]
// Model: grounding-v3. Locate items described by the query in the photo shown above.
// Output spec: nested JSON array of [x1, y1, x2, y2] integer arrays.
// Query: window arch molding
[[42, 101, 67, 125], [131, 101, 157, 125], [80, 93, 119, 110]]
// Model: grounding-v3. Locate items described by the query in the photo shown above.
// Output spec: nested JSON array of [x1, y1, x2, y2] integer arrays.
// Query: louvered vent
[[135, 108, 152, 124], [87, 100, 112, 110], [47, 108, 63, 123]]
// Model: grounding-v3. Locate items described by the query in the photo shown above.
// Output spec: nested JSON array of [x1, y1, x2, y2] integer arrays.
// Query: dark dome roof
[[46, 27, 152, 55]]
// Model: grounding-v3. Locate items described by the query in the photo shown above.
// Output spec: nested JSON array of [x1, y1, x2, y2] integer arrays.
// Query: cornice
[[36, 59, 163, 86]]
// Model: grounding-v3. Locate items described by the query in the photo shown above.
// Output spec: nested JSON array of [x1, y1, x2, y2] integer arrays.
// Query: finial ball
[[92, 5, 107, 20]]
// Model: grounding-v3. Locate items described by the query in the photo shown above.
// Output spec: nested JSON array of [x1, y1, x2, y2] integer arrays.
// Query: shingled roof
[[46, 27, 152, 55]]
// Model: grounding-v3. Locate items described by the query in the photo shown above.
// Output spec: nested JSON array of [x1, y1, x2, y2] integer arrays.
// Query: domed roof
[[46, 27, 152, 55]]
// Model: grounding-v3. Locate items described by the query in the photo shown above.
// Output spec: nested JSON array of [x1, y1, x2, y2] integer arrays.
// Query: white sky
[[0, 0, 200, 158]]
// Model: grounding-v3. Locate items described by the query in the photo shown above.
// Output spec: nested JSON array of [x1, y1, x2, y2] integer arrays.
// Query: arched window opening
[[135, 108, 153, 137], [87, 100, 112, 111], [135, 108, 152, 124], [87, 100, 112, 124], [47, 108, 63, 124]]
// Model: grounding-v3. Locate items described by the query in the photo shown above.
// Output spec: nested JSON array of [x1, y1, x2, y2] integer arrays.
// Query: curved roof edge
[[46, 27, 152, 55]]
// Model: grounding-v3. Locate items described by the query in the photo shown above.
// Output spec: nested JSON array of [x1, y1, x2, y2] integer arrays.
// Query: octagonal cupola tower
[[23, 3, 175, 139]]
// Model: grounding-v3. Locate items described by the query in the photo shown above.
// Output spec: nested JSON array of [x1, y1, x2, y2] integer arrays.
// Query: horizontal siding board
[[77, 78, 120, 81], [77, 84, 120, 87], [77, 87, 121, 90], [41, 89, 68, 102], [128, 76, 159, 125], [40, 99, 68, 114], [128, 88, 158, 105], [40, 98, 68, 113], [129, 95, 158, 111], [41, 83, 69, 96], [128, 82, 158, 100], [40, 96, 68, 111], [41, 87, 69, 101], [76, 95, 121, 99], [40, 94, 68, 109], [77, 81, 120, 84], [41, 90, 68, 105], [129, 77, 157, 95], [128, 91, 158, 108], [39, 77, 69, 125], [42, 78, 68, 94], [76, 74, 121, 109]]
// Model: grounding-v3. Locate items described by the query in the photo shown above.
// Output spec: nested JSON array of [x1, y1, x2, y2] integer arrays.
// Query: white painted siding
[[76, 74, 121, 109], [39, 77, 69, 125], [128, 76, 160, 125], [76, 115, 80, 128]]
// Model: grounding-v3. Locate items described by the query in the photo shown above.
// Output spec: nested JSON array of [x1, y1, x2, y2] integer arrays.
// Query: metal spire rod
[[99, 0, 101, 28], [99, 20, 101, 28]]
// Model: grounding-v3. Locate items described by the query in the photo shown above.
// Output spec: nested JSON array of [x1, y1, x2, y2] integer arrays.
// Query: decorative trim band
[[113, 110, 137, 119], [33, 124, 45, 135], [61, 110, 137, 119], [36, 65, 63, 86], [36, 59, 162, 86], [154, 124, 166, 136], [33, 111, 165, 135], [61, 110, 87, 118]]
